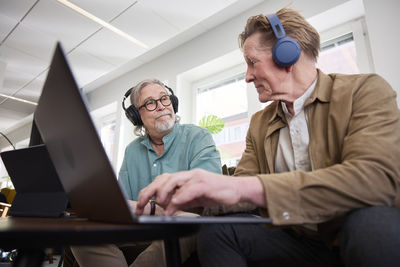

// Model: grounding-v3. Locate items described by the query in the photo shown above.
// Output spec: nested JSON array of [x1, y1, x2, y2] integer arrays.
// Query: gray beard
[[155, 115, 175, 133]]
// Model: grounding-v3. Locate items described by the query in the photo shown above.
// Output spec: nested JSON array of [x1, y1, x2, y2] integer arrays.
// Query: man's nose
[[245, 68, 254, 83], [155, 99, 165, 111]]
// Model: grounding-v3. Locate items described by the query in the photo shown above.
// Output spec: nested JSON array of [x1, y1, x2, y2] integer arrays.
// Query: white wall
[[363, 0, 400, 104]]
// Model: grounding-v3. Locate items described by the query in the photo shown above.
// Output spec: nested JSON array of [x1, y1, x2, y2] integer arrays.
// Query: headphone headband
[[122, 88, 132, 111], [124, 88, 132, 99], [266, 14, 286, 39]]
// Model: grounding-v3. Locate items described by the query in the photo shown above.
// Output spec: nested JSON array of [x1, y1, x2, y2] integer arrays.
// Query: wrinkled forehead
[[243, 32, 271, 57], [139, 83, 168, 103]]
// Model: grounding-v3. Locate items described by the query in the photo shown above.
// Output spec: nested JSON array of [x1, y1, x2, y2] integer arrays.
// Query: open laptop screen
[[34, 43, 134, 223]]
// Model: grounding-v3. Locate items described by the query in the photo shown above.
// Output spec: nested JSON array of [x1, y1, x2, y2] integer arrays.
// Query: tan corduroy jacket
[[235, 70, 400, 234]]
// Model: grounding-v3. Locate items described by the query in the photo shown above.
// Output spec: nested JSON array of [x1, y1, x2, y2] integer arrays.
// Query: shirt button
[[153, 163, 157, 167], [282, 211, 290, 220]]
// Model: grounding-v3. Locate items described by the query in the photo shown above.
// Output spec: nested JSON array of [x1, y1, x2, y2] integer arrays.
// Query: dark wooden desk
[[0, 217, 199, 267]]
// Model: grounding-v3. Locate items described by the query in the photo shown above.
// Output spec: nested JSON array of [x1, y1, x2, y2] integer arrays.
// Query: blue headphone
[[265, 14, 301, 67]]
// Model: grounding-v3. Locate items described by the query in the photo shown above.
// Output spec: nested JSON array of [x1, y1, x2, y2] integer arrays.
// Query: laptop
[[0, 144, 68, 217], [33, 42, 272, 224]]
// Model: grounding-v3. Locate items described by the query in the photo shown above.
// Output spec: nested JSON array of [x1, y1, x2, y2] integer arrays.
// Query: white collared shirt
[[275, 78, 317, 174]]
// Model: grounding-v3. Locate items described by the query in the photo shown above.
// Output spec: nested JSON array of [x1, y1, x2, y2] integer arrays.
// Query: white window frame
[[319, 17, 373, 73], [191, 64, 247, 124]]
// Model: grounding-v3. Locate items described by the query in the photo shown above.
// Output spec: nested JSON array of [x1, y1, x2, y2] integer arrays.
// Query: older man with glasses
[[70, 79, 222, 267]]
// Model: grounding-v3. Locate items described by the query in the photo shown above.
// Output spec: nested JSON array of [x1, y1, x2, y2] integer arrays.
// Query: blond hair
[[238, 7, 320, 60]]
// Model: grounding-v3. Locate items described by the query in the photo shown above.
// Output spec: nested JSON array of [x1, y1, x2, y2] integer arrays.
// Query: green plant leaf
[[198, 115, 225, 134]]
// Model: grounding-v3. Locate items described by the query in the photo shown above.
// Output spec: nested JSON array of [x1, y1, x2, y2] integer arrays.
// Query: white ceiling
[[0, 0, 265, 132]]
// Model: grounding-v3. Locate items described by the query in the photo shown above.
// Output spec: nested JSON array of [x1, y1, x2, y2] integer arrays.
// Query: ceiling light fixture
[[56, 0, 148, 49], [0, 93, 38, 106]]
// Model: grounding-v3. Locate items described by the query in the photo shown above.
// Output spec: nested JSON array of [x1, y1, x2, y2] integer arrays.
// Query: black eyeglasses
[[138, 95, 172, 111]]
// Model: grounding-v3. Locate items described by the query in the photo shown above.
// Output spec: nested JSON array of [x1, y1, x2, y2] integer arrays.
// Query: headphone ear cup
[[125, 106, 143, 126], [170, 95, 179, 113], [272, 37, 301, 67]]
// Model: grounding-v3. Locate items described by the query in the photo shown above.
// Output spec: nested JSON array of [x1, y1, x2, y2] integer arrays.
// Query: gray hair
[[130, 79, 180, 137]]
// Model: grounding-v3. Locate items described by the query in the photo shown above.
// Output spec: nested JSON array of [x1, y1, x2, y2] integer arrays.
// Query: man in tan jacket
[[137, 7, 400, 267]]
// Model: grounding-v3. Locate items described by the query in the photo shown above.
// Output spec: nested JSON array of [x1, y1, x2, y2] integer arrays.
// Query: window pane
[[197, 75, 248, 167], [317, 33, 360, 74], [197, 75, 247, 122]]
